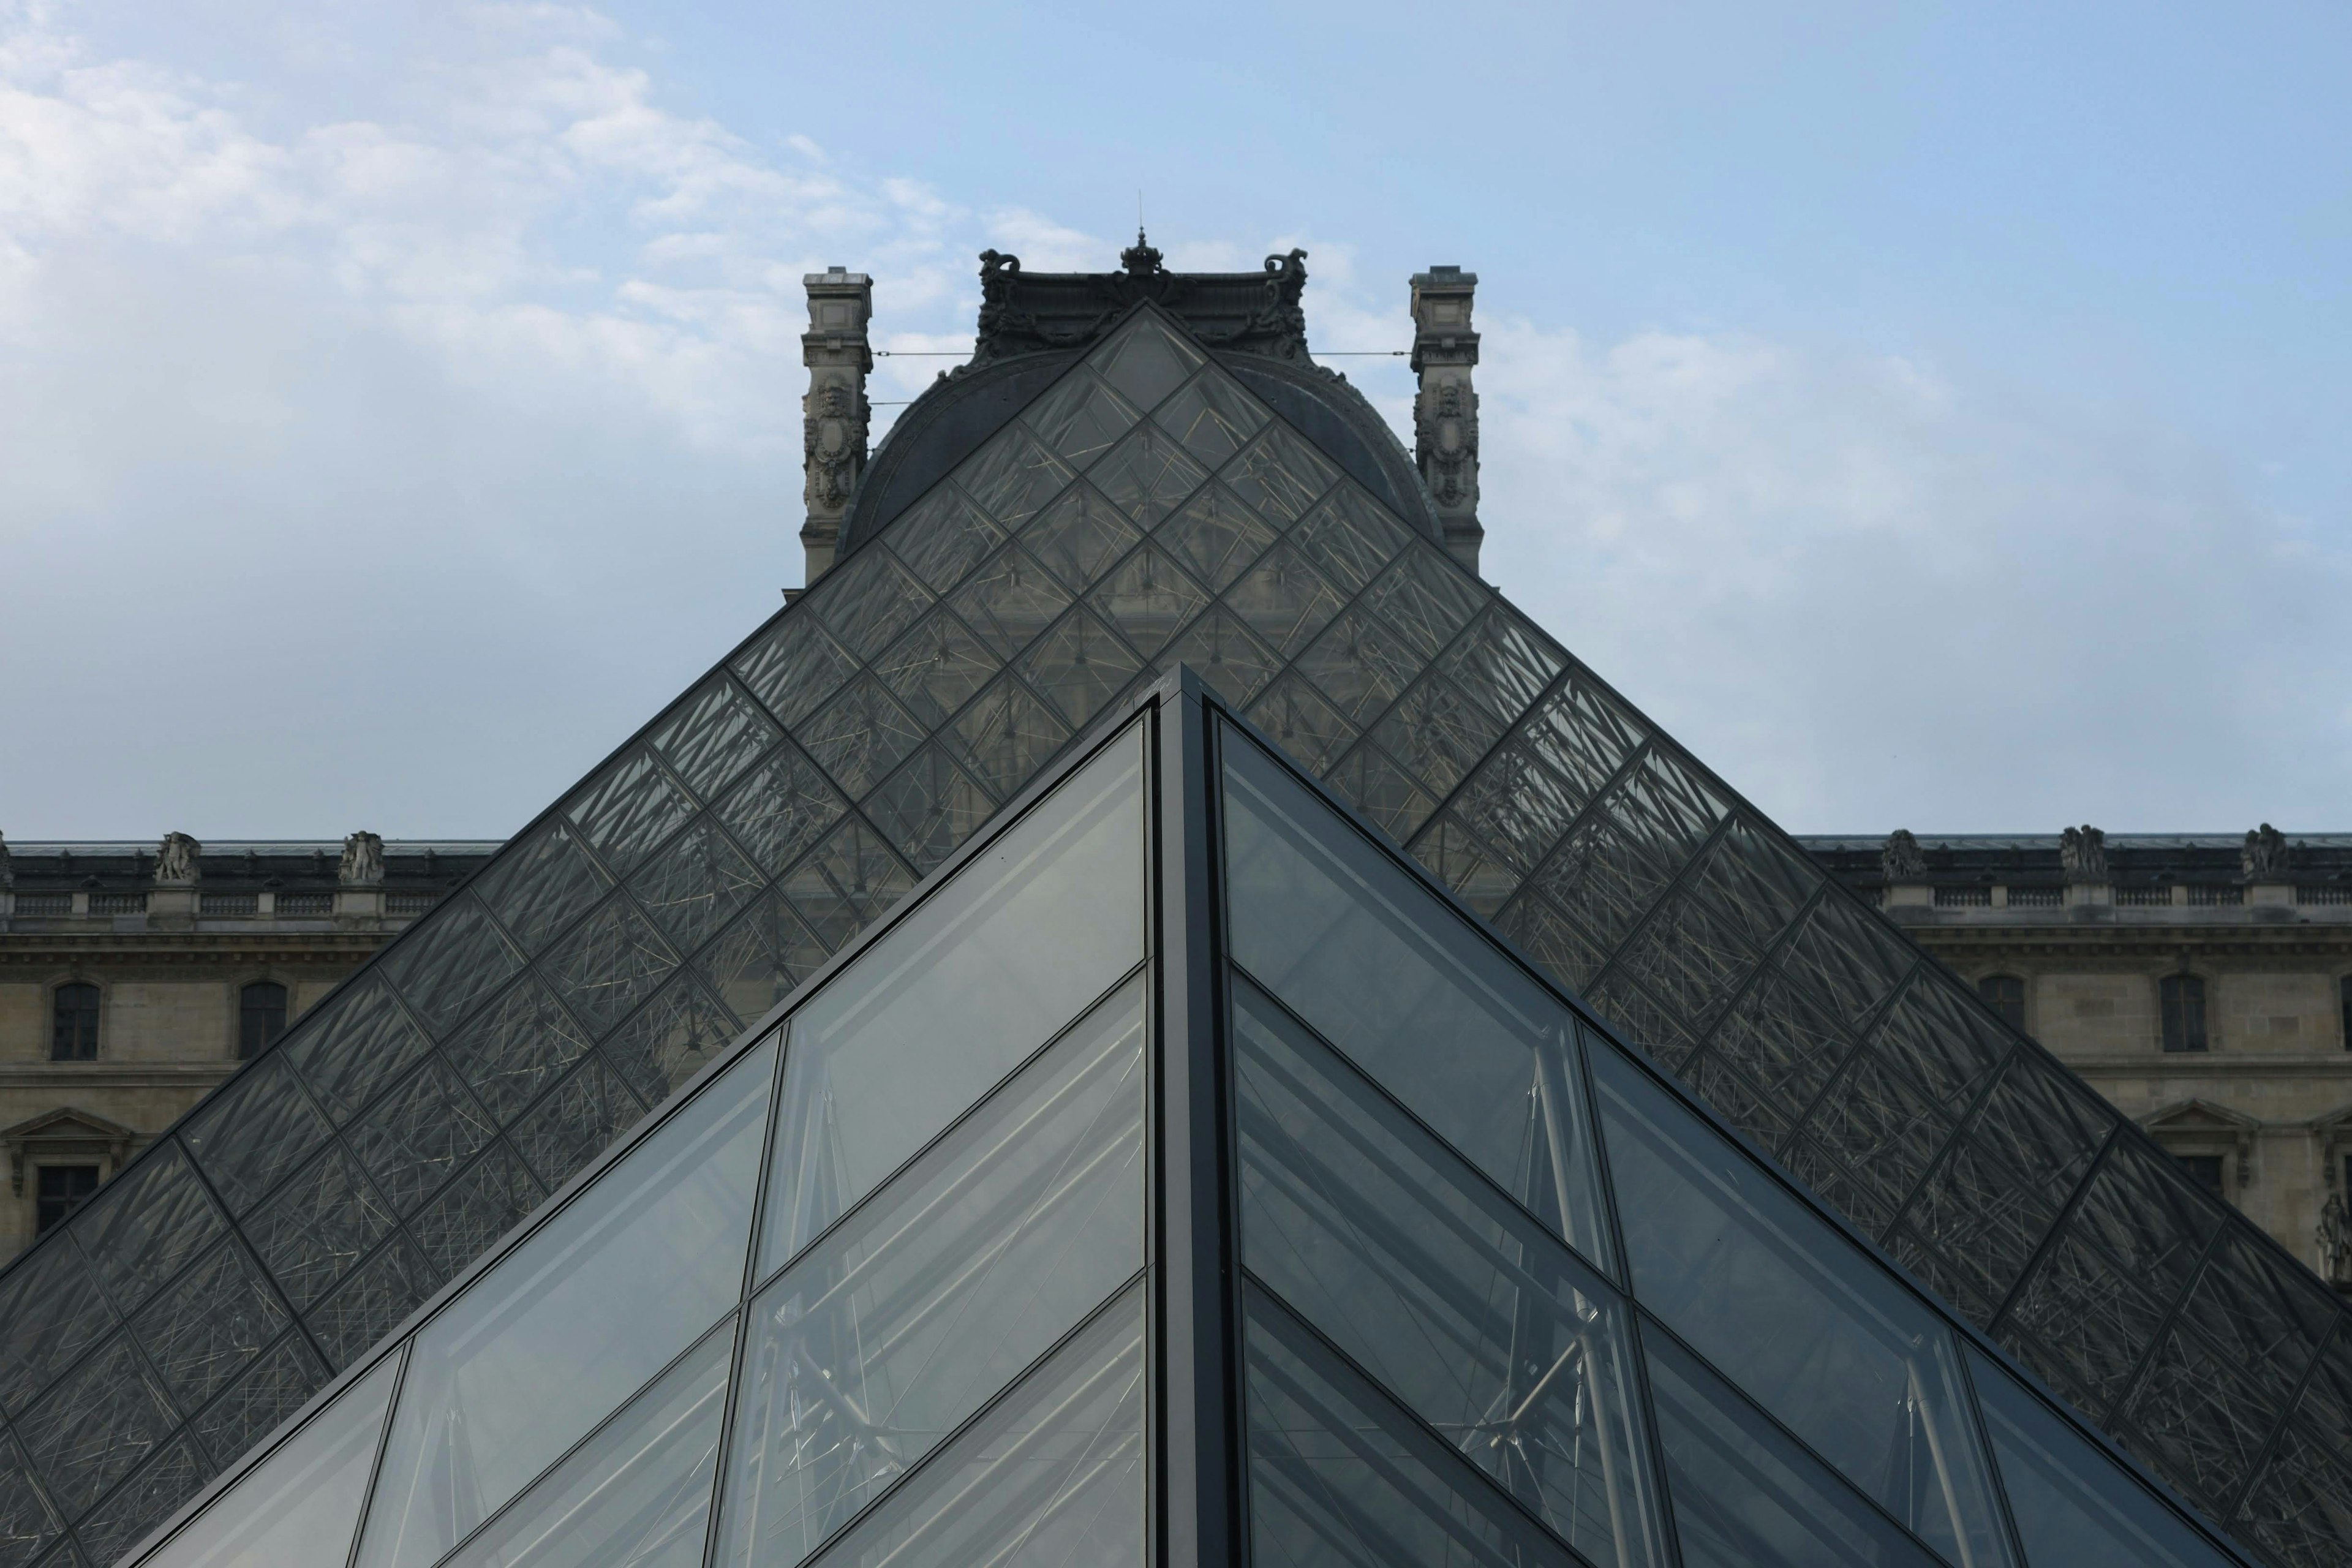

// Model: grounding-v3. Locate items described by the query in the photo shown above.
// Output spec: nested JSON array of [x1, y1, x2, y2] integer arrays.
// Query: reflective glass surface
[[356, 1037, 774, 1568], [1222, 726, 1615, 1274], [1968, 1349, 2233, 1568], [1243, 1281, 1578, 1568], [141, 1348, 399, 1568], [1591, 1044, 2011, 1568], [758, 726, 1144, 1272], [1232, 976, 1664, 1568], [439, 1321, 733, 1568], [717, 981, 1145, 1568], [1643, 1325, 1940, 1568], [802, 1283, 1146, 1568]]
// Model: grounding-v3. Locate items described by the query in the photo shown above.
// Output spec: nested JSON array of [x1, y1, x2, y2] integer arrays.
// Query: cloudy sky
[[2, 1, 2346, 841]]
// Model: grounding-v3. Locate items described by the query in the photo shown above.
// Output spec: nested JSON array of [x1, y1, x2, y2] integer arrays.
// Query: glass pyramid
[[105, 691, 2247, 1568], [0, 300, 2334, 1567]]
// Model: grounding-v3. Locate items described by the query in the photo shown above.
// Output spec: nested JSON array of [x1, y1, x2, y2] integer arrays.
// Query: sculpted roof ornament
[[972, 237, 1312, 366], [2241, 822, 2291, 882], [2059, 823, 2108, 883], [1880, 828, 1928, 882], [339, 830, 386, 888], [153, 831, 200, 887]]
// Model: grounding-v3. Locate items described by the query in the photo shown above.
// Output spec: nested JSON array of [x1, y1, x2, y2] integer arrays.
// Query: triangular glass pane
[[946, 546, 1074, 662], [715, 745, 847, 881], [446, 976, 594, 1124], [1155, 606, 1281, 707], [1292, 606, 1425, 726], [1968, 1348, 2234, 1568], [649, 676, 780, 804], [728, 616, 861, 731], [1243, 1281, 1577, 1568], [1223, 541, 1346, 659], [946, 674, 1071, 798], [137, 1348, 399, 1568], [696, 889, 829, 1027], [953, 424, 1074, 533], [1590, 1043, 2011, 1568], [865, 744, 995, 874], [797, 677, 927, 799], [803, 546, 933, 664], [1085, 310, 1204, 410], [802, 1282, 1145, 1568], [354, 1035, 775, 1568], [440, 1321, 734, 1568], [884, 484, 1006, 595], [871, 608, 1000, 727], [1221, 423, 1340, 526], [1242, 673, 1358, 774], [758, 725, 1144, 1273], [717, 981, 1144, 1568], [1291, 483, 1415, 594], [625, 818, 766, 954], [475, 822, 612, 957], [1232, 976, 1666, 1567], [1221, 728, 1615, 1271], [563, 752, 699, 879]]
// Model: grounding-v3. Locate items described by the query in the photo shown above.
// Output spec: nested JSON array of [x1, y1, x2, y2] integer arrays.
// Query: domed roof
[[835, 241, 1439, 560]]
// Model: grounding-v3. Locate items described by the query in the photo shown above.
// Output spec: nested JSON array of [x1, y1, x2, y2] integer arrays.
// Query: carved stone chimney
[[800, 266, 874, 587], [1410, 265, 1482, 574]]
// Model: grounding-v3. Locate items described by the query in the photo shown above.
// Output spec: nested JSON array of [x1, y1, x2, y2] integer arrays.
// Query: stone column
[[800, 266, 875, 587], [1410, 265, 1482, 575]]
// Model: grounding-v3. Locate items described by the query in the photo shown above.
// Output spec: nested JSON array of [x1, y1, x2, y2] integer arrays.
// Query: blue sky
[[1, 1, 2345, 839]]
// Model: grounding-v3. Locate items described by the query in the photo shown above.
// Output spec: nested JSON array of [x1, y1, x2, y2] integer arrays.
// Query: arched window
[[50, 983, 99, 1061], [239, 980, 289, 1060], [2160, 974, 2208, 1054], [1977, 974, 2026, 1033]]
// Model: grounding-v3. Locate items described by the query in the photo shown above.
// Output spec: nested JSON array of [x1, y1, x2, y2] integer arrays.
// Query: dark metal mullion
[[1632, 1303, 1968, 1568], [2222, 1311, 2342, 1527], [1159, 680, 1243, 1567], [695, 1008, 795, 1568]]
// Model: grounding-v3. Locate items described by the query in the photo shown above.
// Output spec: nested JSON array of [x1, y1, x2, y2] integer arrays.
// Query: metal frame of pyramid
[[0, 292, 2341, 1566], [111, 676, 2256, 1568]]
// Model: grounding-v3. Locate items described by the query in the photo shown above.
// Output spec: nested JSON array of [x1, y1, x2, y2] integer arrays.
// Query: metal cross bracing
[[0, 303, 2339, 1567]]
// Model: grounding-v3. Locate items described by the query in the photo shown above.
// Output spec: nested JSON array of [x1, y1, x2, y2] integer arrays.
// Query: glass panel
[[946, 674, 1071, 799], [1360, 548, 1488, 661], [1087, 544, 1210, 657], [625, 819, 766, 956], [779, 821, 914, 949], [696, 892, 829, 1030], [1150, 369, 1266, 467], [349, 1054, 496, 1216], [803, 1282, 1145, 1568], [717, 981, 1145, 1568], [0, 1233, 118, 1415], [1968, 1349, 2233, 1568], [804, 548, 932, 664], [1017, 608, 1145, 729], [445, 977, 594, 1125], [758, 724, 1144, 1272], [952, 425, 1072, 533], [380, 900, 526, 1041], [871, 609, 1000, 728], [1243, 1281, 1577, 1568], [1159, 482, 1277, 592], [69, 1143, 227, 1311], [18, 1333, 176, 1517], [511, 1054, 649, 1192], [441, 1324, 732, 1568], [284, 978, 436, 1126], [649, 676, 780, 802], [946, 547, 1074, 663], [410, 1146, 545, 1280], [1440, 606, 1566, 724], [728, 614, 861, 732], [885, 484, 1005, 596], [540, 895, 679, 1037], [1242, 674, 1359, 775], [1591, 1045, 2011, 1568], [1291, 484, 1414, 594], [564, 753, 698, 879], [130, 1238, 290, 1415], [307, 1235, 437, 1368], [186, 1335, 331, 1499], [715, 746, 846, 883], [1087, 311, 1203, 410], [1642, 1323, 1940, 1568], [1232, 977, 1664, 1568], [1088, 424, 1209, 529], [1293, 608, 1425, 726], [1221, 729, 1614, 1270], [796, 678, 927, 799], [137, 1349, 399, 1568], [1222, 542, 1346, 657], [1155, 607, 1281, 709], [1023, 368, 1140, 468], [0, 1429, 60, 1566], [355, 1036, 775, 1568], [1221, 423, 1338, 526], [1021, 483, 1142, 593], [1370, 676, 1509, 798], [248, 1144, 394, 1311], [602, 974, 741, 1108], [865, 745, 995, 875]]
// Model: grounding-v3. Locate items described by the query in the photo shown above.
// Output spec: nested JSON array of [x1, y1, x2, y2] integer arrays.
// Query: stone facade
[[798, 265, 874, 586], [0, 836, 495, 1260], [1801, 830, 2352, 1287], [1409, 265, 1483, 575]]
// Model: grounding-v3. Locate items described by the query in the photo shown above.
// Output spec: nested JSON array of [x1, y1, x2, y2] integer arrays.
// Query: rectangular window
[[36, 1165, 99, 1234], [239, 981, 290, 1059], [1978, 974, 2027, 1032], [2158, 974, 2207, 1053], [2175, 1154, 2226, 1202], [50, 982, 99, 1061]]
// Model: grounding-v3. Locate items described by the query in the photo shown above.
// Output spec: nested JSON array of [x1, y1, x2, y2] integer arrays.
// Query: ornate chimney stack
[[1410, 265, 1482, 573], [800, 266, 874, 586]]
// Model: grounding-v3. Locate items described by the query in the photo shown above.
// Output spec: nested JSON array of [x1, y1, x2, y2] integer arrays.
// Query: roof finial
[[1120, 222, 1164, 278]]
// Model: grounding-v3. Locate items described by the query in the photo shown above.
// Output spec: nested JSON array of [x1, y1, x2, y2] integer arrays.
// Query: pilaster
[[800, 266, 875, 587], [1409, 266, 1482, 575]]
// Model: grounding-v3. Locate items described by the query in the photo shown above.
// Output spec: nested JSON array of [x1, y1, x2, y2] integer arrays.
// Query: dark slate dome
[[835, 238, 1441, 560]]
